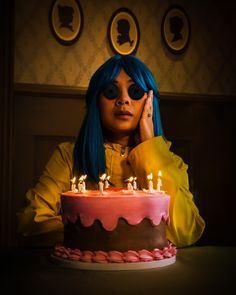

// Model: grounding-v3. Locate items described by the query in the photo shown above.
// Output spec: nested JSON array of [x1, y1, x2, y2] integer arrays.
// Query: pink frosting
[[54, 244, 177, 263], [61, 189, 170, 230]]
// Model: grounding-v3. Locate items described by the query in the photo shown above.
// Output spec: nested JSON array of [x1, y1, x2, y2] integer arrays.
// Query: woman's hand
[[139, 90, 154, 143]]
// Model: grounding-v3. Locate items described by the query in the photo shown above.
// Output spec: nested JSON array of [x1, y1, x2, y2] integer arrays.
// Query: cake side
[[64, 218, 168, 251], [61, 189, 170, 230], [61, 189, 171, 252], [54, 188, 177, 265]]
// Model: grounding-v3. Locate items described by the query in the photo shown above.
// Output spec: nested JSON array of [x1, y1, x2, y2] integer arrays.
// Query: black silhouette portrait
[[58, 5, 74, 32], [169, 16, 183, 42], [116, 19, 134, 47]]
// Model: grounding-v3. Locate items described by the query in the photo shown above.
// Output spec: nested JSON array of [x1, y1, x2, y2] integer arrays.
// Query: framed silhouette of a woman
[[161, 5, 191, 54], [108, 8, 140, 55]]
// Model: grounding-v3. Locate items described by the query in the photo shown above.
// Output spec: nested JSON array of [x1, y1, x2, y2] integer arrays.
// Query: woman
[[17, 55, 205, 247]]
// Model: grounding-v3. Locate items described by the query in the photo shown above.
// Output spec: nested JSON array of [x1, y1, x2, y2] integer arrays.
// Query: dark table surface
[[4, 245, 236, 295]]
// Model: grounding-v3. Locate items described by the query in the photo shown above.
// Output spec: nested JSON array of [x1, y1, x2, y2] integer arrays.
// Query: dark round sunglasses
[[102, 83, 145, 101]]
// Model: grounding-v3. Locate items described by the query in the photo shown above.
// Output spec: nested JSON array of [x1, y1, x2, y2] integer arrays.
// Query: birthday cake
[[53, 186, 177, 270]]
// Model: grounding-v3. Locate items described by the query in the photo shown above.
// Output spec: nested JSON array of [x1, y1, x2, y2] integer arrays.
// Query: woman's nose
[[115, 89, 130, 106], [115, 100, 129, 106]]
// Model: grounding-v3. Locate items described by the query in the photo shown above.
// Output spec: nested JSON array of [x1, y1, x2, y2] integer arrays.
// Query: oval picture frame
[[161, 5, 191, 54], [49, 0, 83, 46], [108, 8, 140, 55]]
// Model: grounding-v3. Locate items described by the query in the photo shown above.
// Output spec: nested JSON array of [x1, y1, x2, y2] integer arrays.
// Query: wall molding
[[14, 83, 86, 99]]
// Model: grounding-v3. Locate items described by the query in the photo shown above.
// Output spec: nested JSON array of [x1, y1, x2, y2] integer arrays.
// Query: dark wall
[[161, 96, 236, 246], [0, 0, 14, 248]]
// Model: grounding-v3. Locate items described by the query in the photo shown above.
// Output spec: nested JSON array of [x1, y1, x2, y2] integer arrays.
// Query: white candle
[[78, 175, 87, 192], [70, 177, 78, 193], [99, 181, 104, 195], [78, 182, 83, 192], [147, 173, 154, 192], [104, 175, 110, 189], [82, 175, 87, 192], [70, 177, 77, 192], [133, 177, 137, 190], [126, 177, 134, 192], [127, 182, 133, 191], [157, 170, 162, 192], [99, 173, 106, 195]]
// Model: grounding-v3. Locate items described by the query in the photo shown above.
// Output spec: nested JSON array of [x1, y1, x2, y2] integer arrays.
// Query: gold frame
[[161, 5, 191, 54], [49, 0, 83, 46], [108, 8, 140, 55]]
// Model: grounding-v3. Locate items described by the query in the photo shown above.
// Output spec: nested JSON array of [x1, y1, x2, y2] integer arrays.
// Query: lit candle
[[99, 181, 104, 195], [70, 177, 78, 192], [127, 177, 134, 192], [147, 173, 154, 192], [99, 173, 106, 195], [133, 177, 137, 190], [79, 175, 87, 192], [157, 170, 162, 192], [77, 183, 82, 192], [104, 175, 110, 189], [78, 176, 82, 192]]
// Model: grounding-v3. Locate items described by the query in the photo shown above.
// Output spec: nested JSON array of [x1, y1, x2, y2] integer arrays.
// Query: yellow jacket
[[17, 136, 205, 247]]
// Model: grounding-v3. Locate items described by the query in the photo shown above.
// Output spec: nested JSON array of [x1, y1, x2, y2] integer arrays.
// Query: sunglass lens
[[128, 84, 145, 100], [103, 83, 119, 100]]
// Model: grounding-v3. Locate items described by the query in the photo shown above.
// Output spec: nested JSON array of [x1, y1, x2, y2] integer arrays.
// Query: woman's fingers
[[142, 90, 153, 119], [139, 90, 154, 143]]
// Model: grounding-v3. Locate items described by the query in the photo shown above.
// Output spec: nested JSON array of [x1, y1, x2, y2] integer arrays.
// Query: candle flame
[[79, 174, 87, 181], [147, 173, 153, 180], [71, 177, 76, 183], [125, 176, 134, 183], [100, 173, 106, 181], [158, 170, 162, 177]]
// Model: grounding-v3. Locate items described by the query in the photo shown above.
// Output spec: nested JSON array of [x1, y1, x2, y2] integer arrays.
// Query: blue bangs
[[74, 55, 164, 182], [120, 56, 163, 137], [85, 55, 122, 107]]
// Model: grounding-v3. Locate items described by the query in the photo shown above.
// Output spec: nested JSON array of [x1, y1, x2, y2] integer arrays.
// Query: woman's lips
[[114, 110, 133, 119]]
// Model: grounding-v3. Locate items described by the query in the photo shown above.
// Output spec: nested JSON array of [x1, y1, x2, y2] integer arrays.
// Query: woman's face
[[99, 69, 147, 138]]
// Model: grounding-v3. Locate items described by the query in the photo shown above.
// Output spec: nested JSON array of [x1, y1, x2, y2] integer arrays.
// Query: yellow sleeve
[[127, 136, 205, 248], [17, 142, 74, 245]]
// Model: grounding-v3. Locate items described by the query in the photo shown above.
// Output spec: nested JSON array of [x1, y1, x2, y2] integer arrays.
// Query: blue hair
[[74, 55, 164, 182]]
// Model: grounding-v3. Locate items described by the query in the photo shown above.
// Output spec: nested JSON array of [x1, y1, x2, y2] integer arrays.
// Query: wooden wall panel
[[161, 98, 236, 246], [12, 87, 86, 246], [34, 135, 75, 181]]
